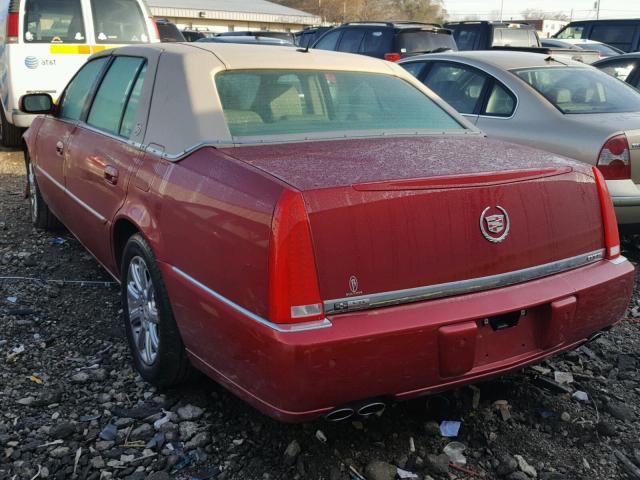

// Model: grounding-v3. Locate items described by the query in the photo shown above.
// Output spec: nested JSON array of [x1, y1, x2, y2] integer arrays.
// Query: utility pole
[[595, 0, 601, 19], [499, 0, 504, 21]]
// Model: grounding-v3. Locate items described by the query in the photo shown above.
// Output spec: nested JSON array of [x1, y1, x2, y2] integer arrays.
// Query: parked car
[[444, 21, 539, 50], [541, 38, 623, 59], [0, 0, 160, 147], [197, 36, 294, 47], [554, 19, 640, 53], [312, 21, 456, 61], [216, 30, 294, 43], [21, 43, 633, 422], [400, 50, 640, 230], [155, 19, 185, 43], [294, 26, 333, 48], [594, 53, 640, 89]]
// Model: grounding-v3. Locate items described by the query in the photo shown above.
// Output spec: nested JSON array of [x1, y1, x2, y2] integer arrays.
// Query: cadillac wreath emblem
[[480, 206, 510, 243]]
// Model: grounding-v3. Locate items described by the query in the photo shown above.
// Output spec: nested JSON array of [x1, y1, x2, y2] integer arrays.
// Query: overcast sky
[[444, 0, 640, 21]]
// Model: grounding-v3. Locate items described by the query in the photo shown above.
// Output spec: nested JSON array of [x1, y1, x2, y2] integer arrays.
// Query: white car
[[0, 0, 159, 147]]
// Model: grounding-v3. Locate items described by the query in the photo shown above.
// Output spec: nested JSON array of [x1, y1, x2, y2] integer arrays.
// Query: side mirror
[[19, 93, 54, 115]]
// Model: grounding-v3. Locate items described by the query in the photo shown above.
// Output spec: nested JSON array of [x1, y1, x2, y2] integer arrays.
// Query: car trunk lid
[[221, 136, 605, 308]]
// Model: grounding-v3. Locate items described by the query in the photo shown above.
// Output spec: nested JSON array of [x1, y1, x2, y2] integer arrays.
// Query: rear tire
[[24, 151, 62, 230], [1, 107, 23, 148], [121, 234, 192, 387]]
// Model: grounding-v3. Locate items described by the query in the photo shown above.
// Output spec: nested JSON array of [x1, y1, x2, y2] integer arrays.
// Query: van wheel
[[25, 151, 62, 230], [1, 107, 23, 148], [121, 234, 192, 387]]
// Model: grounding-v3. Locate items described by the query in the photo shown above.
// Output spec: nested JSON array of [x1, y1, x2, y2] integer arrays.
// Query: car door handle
[[104, 165, 119, 185], [55, 141, 64, 156]]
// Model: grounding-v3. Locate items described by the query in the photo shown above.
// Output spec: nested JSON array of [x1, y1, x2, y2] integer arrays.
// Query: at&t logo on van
[[24, 56, 39, 69]]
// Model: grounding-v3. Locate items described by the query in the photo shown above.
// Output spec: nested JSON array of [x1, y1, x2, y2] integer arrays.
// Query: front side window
[[215, 70, 463, 141], [59, 58, 109, 121], [515, 67, 640, 114], [87, 57, 146, 135], [90, 0, 149, 44], [24, 0, 85, 44], [422, 62, 488, 114], [555, 25, 585, 39], [597, 60, 638, 82]]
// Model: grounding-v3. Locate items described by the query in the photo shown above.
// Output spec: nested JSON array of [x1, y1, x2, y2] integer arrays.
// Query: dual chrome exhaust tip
[[324, 400, 387, 422]]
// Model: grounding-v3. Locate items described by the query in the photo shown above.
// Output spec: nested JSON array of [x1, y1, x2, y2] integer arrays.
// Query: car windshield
[[24, 0, 86, 44], [90, 0, 148, 44], [397, 31, 457, 54], [514, 66, 640, 114], [215, 70, 463, 141]]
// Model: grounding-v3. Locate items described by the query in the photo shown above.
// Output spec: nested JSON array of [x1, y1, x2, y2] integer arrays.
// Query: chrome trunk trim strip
[[325, 249, 608, 315], [171, 266, 333, 333]]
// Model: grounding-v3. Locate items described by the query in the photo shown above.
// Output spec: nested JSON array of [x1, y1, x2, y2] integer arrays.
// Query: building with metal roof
[[147, 0, 322, 33]]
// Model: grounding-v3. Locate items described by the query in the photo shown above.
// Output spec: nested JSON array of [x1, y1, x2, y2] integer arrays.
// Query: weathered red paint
[[24, 126, 635, 422]]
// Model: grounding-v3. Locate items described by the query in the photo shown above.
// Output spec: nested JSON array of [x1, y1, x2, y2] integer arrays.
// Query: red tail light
[[268, 189, 324, 324], [150, 17, 161, 42], [384, 52, 402, 62], [597, 134, 630, 180], [592, 166, 621, 259], [7, 12, 18, 43]]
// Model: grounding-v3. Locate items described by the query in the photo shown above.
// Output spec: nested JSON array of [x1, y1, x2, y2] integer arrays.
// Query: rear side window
[[59, 58, 109, 121], [598, 59, 638, 82], [337, 29, 365, 53], [215, 70, 463, 140], [88, 57, 146, 135], [396, 31, 457, 54], [452, 26, 481, 50], [422, 62, 488, 114], [402, 62, 427, 78], [24, 0, 85, 44], [590, 24, 637, 52], [483, 84, 515, 117], [90, 0, 149, 44], [314, 30, 341, 50], [361, 30, 393, 56]]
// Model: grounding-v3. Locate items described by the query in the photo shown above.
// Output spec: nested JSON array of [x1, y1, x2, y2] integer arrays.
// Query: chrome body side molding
[[325, 250, 609, 315], [171, 266, 333, 333]]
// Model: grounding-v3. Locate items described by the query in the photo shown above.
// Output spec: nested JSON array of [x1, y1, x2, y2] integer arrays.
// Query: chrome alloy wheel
[[127, 256, 160, 365], [27, 162, 38, 220]]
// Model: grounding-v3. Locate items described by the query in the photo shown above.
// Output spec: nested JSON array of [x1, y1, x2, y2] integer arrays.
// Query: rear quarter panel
[[122, 148, 284, 361]]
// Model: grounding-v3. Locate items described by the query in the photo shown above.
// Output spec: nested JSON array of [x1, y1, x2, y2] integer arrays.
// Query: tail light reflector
[[592, 166, 621, 259], [597, 134, 630, 180], [384, 52, 402, 62], [7, 12, 18, 43], [268, 189, 324, 324]]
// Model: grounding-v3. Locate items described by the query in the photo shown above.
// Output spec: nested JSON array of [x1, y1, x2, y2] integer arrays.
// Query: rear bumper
[[162, 257, 634, 422]]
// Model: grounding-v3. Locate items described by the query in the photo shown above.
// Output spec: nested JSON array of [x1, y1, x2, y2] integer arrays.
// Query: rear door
[[64, 55, 148, 266], [33, 56, 109, 221]]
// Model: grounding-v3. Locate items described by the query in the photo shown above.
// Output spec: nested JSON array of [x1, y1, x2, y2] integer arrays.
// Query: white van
[[0, 0, 160, 146]]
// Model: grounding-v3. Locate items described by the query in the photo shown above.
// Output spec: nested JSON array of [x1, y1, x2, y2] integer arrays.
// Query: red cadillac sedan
[[20, 43, 634, 422]]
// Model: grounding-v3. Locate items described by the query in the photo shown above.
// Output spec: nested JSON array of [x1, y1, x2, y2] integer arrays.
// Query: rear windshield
[[90, 0, 148, 44], [24, 0, 86, 44], [492, 28, 537, 47], [514, 67, 640, 114], [582, 43, 621, 56], [396, 31, 457, 54], [215, 70, 463, 141]]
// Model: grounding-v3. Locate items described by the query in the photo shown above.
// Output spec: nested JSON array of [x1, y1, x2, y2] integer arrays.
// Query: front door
[[64, 56, 148, 270], [33, 57, 110, 224]]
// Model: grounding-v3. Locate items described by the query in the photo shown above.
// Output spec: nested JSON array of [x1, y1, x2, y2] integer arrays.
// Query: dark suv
[[311, 21, 457, 61], [554, 19, 640, 53], [295, 26, 333, 48], [444, 21, 539, 50]]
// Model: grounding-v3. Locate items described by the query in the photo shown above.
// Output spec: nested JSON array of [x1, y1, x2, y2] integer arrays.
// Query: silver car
[[400, 50, 640, 229]]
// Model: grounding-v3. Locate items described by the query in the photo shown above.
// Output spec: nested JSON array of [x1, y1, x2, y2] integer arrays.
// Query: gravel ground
[[2, 148, 640, 480]]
